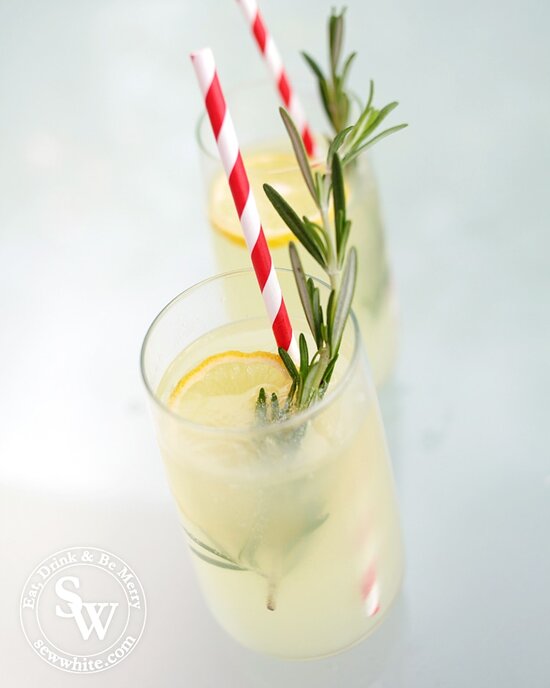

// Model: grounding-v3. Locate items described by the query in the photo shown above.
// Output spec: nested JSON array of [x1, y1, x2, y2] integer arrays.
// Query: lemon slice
[[168, 350, 291, 427], [208, 147, 322, 248]]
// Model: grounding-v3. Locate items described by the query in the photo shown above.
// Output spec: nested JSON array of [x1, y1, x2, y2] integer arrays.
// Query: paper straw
[[235, 0, 316, 157], [191, 47, 299, 362]]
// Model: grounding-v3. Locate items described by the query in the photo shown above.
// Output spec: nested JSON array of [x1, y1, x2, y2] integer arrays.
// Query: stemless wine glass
[[196, 80, 399, 387], [141, 268, 404, 659]]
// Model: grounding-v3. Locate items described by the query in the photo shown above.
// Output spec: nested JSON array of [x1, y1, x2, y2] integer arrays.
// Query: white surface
[[1, 0, 549, 685]]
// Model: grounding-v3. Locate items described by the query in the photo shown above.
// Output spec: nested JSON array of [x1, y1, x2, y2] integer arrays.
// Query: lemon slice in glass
[[168, 350, 291, 428]]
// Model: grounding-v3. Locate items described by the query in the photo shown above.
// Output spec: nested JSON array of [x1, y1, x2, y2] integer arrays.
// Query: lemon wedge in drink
[[208, 147, 322, 248], [168, 350, 291, 427]]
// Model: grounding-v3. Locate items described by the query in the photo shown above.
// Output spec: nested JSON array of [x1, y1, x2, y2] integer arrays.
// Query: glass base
[[215, 572, 404, 661]]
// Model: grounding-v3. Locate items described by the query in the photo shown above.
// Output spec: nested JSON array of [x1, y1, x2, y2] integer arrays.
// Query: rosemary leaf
[[303, 217, 330, 260], [338, 218, 352, 269], [365, 78, 374, 111], [270, 392, 280, 422], [327, 125, 353, 162], [301, 51, 326, 82], [334, 209, 345, 265], [189, 547, 247, 571], [331, 247, 357, 352], [184, 527, 238, 564], [348, 101, 378, 147], [326, 289, 336, 346], [319, 79, 334, 127], [302, 360, 321, 405], [341, 51, 357, 85], [284, 378, 297, 412], [278, 346, 300, 383], [343, 123, 408, 166], [263, 183, 326, 268], [372, 100, 399, 129], [279, 108, 317, 200], [299, 333, 309, 380], [353, 102, 399, 147], [329, 10, 345, 76], [331, 152, 346, 244], [321, 354, 339, 388], [311, 283, 323, 348], [255, 387, 267, 423], [289, 243, 317, 340]]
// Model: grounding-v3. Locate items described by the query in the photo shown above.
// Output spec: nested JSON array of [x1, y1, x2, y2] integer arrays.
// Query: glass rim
[[140, 267, 364, 438], [194, 78, 326, 172]]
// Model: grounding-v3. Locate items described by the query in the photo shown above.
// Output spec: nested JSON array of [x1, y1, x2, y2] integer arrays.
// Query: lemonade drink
[[141, 270, 404, 658]]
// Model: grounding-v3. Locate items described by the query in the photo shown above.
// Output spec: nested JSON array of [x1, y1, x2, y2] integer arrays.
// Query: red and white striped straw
[[191, 47, 299, 362], [236, 0, 316, 157]]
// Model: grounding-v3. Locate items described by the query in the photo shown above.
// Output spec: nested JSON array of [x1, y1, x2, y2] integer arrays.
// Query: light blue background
[[1, 0, 549, 685]]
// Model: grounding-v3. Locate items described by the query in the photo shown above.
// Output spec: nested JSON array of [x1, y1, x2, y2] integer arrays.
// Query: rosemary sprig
[[257, 7, 407, 419], [262, 140, 355, 416], [302, 8, 354, 134], [302, 6, 408, 157], [185, 513, 329, 611]]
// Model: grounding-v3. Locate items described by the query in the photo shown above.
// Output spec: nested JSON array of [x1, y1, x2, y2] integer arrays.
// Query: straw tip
[[237, 0, 257, 17], [190, 46, 213, 63]]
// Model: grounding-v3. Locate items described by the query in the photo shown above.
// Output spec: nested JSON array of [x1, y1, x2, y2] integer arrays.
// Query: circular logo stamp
[[20, 547, 146, 674]]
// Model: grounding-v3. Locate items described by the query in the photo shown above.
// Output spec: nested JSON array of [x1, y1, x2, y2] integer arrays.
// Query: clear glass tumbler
[[141, 269, 404, 659], [196, 81, 399, 387]]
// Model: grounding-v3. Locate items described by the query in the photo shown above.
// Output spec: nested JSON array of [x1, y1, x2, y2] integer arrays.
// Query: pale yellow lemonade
[[207, 145, 398, 387], [155, 317, 403, 658]]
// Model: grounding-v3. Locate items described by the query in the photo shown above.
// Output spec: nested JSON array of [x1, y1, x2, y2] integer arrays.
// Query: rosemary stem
[[266, 580, 276, 611], [319, 196, 339, 290], [307, 346, 331, 404]]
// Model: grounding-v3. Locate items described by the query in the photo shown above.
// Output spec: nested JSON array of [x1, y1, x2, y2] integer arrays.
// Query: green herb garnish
[[259, 8, 407, 419]]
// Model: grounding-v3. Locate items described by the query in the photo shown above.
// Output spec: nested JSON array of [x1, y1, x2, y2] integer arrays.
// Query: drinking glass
[[196, 81, 399, 387], [141, 268, 404, 659]]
